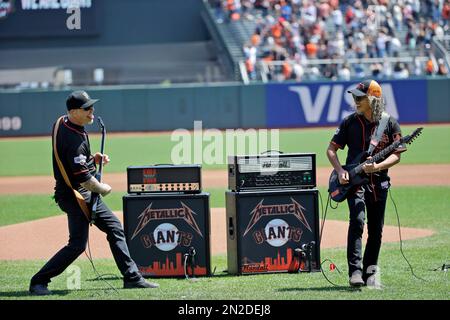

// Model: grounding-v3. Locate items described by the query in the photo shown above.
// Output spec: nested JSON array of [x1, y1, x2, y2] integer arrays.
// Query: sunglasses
[[352, 94, 366, 102], [81, 106, 94, 111]]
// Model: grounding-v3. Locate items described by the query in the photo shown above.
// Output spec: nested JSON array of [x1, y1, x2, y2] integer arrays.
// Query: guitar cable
[[317, 187, 428, 287], [388, 188, 427, 282], [183, 247, 199, 282], [317, 190, 343, 287], [84, 227, 119, 294]]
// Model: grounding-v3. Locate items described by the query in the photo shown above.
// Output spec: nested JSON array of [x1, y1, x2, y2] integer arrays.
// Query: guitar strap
[[368, 112, 389, 155], [52, 116, 91, 221]]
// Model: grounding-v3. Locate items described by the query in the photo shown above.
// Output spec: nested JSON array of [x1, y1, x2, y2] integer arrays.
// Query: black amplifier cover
[[226, 189, 320, 275], [123, 192, 211, 277]]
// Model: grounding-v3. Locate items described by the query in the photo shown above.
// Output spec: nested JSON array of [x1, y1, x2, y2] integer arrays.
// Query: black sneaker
[[349, 270, 365, 287], [123, 278, 159, 289], [29, 284, 52, 296]]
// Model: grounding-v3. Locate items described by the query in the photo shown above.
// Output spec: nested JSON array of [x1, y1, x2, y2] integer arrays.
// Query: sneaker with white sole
[[349, 270, 365, 287]]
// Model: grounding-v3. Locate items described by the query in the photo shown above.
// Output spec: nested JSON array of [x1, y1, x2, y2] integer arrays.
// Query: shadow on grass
[[0, 287, 125, 299], [86, 274, 122, 282], [0, 289, 71, 298], [277, 286, 362, 293], [149, 272, 235, 281]]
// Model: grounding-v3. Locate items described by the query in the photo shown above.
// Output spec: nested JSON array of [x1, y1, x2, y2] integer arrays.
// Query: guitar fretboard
[[352, 140, 402, 175]]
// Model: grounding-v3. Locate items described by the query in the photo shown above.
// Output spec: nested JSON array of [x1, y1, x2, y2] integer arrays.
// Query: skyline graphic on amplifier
[[131, 201, 203, 240], [139, 253, 207, 276], [241, 247, 295, 273], [243, 197, 312, 236]]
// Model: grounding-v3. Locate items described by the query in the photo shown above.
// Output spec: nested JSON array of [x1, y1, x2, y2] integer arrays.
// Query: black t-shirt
[[330, 112, 406, 182], [52, 116, 96, 201]]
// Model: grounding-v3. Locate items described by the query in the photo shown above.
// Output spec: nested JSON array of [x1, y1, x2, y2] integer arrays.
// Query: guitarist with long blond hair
[[326, 80, 407, 287]]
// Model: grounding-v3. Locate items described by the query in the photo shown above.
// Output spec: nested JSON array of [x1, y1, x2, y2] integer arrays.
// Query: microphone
[[301, 241, 315, 251], [301, 241, 316, 273]]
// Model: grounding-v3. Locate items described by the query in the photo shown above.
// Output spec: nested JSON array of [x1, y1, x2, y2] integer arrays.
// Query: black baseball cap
[[66, 90, 99, 110], [347, 79, 382, 98]]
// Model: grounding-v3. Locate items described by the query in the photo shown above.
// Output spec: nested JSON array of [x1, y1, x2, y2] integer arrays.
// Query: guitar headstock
[[402, 127, 423, 144], [97, 116, 105, 132]]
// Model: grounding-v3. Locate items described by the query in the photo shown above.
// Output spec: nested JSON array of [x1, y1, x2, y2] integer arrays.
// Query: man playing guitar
[[326, 80, 407, 287]]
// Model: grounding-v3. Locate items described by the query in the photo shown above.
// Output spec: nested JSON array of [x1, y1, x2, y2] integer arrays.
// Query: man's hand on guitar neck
[[362, 156, 380, 174], [94, 152, 110, 166], [362, 154, 401, 174]]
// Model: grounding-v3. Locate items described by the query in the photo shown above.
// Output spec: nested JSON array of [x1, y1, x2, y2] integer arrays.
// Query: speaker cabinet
[[123, 192, 211, 277], [226, 189, 320, 275]]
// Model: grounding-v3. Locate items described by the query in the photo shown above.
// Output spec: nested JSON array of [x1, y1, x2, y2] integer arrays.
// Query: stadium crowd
[[210, 0, 450, 81]]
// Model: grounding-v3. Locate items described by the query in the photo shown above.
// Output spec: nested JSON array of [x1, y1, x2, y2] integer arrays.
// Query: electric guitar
[[328, 127, 423, 202], [90, 117, 106, 223]]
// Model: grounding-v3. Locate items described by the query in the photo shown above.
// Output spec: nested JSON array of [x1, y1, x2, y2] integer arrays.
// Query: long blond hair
[[367, 95, 386, 122], [354, 95, 385, 121]]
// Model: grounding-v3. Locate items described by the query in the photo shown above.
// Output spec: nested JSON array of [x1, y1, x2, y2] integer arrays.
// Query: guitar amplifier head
[[228, 153, 316, 191], [127, 165, 201, 194]]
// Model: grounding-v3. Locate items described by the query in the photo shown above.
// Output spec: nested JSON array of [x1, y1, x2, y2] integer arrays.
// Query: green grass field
[[0, 188, 226, 227], [0, 124, 448, 176], [0, 126, 449, 300], [0, 186, 449, 300], [0, 187, 449, 228]]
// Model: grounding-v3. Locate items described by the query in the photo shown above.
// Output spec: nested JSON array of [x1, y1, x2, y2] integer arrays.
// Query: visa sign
[[266, 80, 428, 127]]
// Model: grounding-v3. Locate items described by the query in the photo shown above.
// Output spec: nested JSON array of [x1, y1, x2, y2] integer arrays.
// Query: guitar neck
[[352, 140, 401, 175], [97, 129, 106, 180], [371, 140, 400, 163]]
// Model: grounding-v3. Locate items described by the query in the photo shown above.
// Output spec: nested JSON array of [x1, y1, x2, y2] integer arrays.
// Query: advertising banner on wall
[[0, 0, 99, 38], [266, 79, 428, 128]]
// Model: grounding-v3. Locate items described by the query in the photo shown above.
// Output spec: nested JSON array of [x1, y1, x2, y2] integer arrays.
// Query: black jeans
[[346, 184, 388, 278], [30, 196, 141, 286]]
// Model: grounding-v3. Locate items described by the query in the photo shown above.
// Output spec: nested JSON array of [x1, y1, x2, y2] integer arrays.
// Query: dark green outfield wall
[[0, 83, 267, 136], [427, 78, 450, 122]]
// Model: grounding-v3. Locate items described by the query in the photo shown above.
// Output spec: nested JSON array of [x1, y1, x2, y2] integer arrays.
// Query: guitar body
[[328, 152, 368, 202]]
